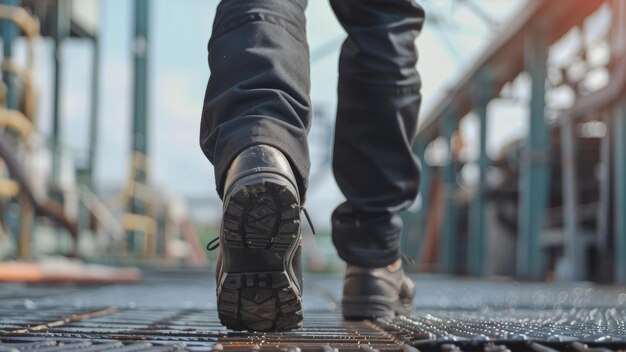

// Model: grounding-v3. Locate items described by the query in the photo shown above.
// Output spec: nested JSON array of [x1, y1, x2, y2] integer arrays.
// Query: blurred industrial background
[[4, 0, 626, 350], [0, 0, 625, 284]]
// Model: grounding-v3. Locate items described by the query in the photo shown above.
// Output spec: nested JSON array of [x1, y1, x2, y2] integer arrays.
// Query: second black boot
[[342, 259, 415, 320]]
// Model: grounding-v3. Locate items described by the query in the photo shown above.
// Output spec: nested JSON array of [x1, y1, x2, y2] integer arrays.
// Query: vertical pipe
[[52, 0, 71, 185], [468, 69, 492, 277], [615, 102, 626, 284], [403, 139, 430, 261], [439, 107, 459, 274], [517, 19, 550, 280], [1, 0, 19, 110], [132, 0, 149, 157], [414, 139, 431, 262], [610, 0, 626, 285], [2, 0, 22, 257], [596, 112, 612, 282], [399, 207, 412, 256], [128, 0, 150, 253], [87, 38, 100, 187], [560, 113, 582, 280]]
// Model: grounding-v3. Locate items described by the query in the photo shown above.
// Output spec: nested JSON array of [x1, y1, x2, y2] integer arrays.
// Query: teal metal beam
[[87, 38, 101, 187], [399, 207, 412, 256], [439, 107, 459, 274], [132, 0, 150, 156], [468, 69, 492, 277], [1, 0, 19, 110], [0, 0, 19, 253], [51, 0, 71, 185], [414, 139, 431, 262], [128, 0, 150, 253], [595, 112, 611, 283], [559, 113, 582, 281], [615, 102, 626, 284], [516, 19, 550, 280], [402, 139, 431, 262]]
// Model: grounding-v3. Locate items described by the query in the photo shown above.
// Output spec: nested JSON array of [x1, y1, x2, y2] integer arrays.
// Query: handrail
[[570, 55, 626, 118], [416, 0, 605, 142]]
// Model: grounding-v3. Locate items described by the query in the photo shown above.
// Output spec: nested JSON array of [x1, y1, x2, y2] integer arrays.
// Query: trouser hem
[[335, 247, 401, 268]]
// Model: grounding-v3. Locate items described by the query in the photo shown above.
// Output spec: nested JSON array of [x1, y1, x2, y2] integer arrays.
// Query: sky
[[18, 0, 564, 226]]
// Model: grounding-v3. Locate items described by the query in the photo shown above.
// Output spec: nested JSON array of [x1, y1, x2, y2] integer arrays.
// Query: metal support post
[[132, 0, 149, 157], [468, 69, 492, 277], [596, 112, 612, 282], [559, 113, 582, 280], [51, 0, 70, 185], [607, 0, 626, 284], [128, 0, 150, 253], [87, 38, 101, 187], [413, 139, 431, 262], [399, 209, 411, 256], [517, 19, 550, 280], [439, 107, 459, 274], [615, 102, 626, 284], [402, 139, 431, 261], [0, 0, 19, 109]]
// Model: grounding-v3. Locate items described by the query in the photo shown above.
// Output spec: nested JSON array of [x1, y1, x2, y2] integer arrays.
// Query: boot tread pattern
[[218, 179, 302, 332]]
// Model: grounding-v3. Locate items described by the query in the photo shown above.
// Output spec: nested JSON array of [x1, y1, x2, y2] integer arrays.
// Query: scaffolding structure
[[0, 0, 205, 271]]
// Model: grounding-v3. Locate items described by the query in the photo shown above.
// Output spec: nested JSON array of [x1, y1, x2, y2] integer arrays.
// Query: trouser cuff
[[331, 202, 402, 268]]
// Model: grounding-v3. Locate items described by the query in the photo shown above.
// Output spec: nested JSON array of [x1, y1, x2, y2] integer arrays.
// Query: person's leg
[[200, 0, 310, 332], [329, 0, 425, 268], [200, 0, 311, 200], [329, 0, 424, 320]]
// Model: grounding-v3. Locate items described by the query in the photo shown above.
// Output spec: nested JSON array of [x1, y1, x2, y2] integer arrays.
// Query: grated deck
[[2, 271, 626, 351]]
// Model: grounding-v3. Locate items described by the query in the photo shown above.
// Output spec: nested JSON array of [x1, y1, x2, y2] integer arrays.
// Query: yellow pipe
[[0, 178, 19, 197], [0, 5, 40, 69], [120, 212, 157, 257], [0, 5, 39, 37], [0, 107, 34, 137]]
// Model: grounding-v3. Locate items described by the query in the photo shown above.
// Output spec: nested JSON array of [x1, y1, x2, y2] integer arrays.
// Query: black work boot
[[342, 259, 415, 320], [215, 145, 303, 331]]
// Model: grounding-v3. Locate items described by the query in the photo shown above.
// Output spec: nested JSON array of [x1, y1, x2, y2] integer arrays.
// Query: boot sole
[[217, 173, 303, 331], [342, 296, 396, 320]]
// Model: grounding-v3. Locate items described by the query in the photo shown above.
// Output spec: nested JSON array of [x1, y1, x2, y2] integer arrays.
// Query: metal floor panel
[[2, 272, 626, 351]]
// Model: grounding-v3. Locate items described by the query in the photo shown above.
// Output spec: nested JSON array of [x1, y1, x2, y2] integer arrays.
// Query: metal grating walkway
[[2, 271, 626, 351]]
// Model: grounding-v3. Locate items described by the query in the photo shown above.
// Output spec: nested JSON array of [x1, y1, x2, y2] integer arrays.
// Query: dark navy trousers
[[200, 0, 425, 268]]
